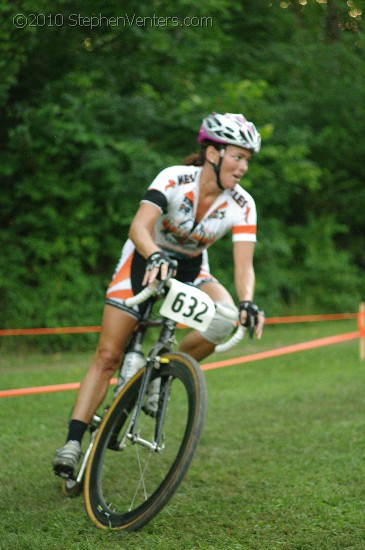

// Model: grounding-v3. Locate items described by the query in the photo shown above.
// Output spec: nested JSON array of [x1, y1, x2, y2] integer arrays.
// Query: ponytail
[[182, 152, 202, 166], [182, 140, 222, 166]]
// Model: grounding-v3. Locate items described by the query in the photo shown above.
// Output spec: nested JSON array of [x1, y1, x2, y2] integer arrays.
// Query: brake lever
[[156, 261, 178, 295], [248, 314, 255, 344], [156, 279, 168, 295]]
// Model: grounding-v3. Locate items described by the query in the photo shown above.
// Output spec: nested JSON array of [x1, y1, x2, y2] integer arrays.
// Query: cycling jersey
[[106, 165, 257, 317], [142, 165, 257, 258]]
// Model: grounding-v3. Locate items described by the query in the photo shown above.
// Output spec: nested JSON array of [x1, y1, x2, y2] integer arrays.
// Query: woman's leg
[[71, 304, 138, 424], [53, 305, 138, 476], [178, 281, 235, 361]]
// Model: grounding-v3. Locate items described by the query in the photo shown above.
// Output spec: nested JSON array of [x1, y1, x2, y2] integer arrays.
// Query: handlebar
[[214, 302, 245, 352], [124, 279, 245, 353], [124, 281, 160, 308]]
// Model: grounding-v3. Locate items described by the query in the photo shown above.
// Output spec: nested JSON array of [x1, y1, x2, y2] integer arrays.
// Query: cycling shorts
[[105, 239, 218, 319]]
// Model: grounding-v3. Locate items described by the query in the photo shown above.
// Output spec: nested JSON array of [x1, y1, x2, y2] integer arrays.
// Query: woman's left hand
[[239, 301, 265, 340]]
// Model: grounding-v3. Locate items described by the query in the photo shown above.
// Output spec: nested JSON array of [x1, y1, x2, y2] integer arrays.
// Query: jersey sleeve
[[231, 197, 257, 243], [140, 167, 179, 214]]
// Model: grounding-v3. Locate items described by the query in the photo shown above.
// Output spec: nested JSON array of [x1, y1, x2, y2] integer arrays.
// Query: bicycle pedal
[[53, 464, 75, 480]]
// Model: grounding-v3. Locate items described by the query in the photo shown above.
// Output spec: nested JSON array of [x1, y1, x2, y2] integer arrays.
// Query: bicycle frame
[[62, 279, 244, 493], [121, 314, 178, 452]]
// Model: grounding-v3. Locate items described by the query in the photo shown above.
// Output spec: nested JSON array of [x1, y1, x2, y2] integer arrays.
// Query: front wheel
[[84, 352, 207, 531]]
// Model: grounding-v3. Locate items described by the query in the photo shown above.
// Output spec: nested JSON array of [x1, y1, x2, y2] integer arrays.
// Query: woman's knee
[[196, 282, 236, 344], [199, 301, 237, 344], [93, 306, 137, 377], [199, 281, 234, 305], [93, 345, 123, 376]]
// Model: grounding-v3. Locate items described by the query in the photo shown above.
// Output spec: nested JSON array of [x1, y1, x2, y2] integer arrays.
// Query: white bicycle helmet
[[198, 112, 261, 153]]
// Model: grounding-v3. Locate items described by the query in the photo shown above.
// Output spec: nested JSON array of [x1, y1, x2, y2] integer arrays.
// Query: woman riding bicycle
[[53, 112, 265, 477]]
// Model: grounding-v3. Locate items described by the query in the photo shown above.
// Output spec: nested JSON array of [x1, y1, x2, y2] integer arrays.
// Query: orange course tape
[[358, 306, 365, 337], [0, 326, 101, 336], [0, 330, 359, 398], [358, 304, 365, 361], [0, 313, 357, 336], [265, 313, 357, 324], [201, 331, 359, 371], [0, 379, 117, 398]]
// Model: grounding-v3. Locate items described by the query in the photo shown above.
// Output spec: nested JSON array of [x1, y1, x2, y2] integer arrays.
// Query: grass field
[[1, 320, 364, 549]]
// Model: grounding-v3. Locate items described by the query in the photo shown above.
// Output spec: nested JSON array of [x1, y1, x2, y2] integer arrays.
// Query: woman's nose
[[238, 159, 248, 175]]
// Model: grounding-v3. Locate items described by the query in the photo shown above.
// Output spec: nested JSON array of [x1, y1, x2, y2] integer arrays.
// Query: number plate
[[160, 279, 215, 331]]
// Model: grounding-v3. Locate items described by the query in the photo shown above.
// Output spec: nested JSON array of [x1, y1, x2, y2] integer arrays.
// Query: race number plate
[[160, 279, 215, 331]]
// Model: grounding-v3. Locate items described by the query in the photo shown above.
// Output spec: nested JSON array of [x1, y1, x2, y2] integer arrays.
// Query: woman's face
[[208, 145, 252, 189]]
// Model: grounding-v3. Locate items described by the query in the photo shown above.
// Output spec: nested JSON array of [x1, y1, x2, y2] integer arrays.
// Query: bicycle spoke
[[131, 445, 153, 508]]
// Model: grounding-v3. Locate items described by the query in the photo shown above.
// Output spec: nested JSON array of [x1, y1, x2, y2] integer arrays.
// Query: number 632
[[171, 291, 209, 323]]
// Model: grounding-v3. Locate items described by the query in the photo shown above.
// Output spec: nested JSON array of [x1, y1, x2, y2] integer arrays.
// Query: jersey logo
[[177, 171, 198, 185], [230, 190, 248, 209], [179, 191, 194, 214], [207, 201, 228, 220], [161, 217, 215, 248], [165, 179, 176, 191]]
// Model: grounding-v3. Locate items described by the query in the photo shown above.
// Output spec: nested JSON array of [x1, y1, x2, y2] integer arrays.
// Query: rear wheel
[[84, 352, 206, 531]]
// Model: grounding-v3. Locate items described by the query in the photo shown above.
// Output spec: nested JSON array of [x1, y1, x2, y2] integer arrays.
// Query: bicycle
[[59, 277, 244, 531]]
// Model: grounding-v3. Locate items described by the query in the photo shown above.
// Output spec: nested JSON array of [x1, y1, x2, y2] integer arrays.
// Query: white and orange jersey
[[106, 165, 257, 313], [141, 165, 257, 258]]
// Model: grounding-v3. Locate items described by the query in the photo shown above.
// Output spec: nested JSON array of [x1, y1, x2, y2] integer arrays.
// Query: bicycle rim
[[84, 352, 206, 531]]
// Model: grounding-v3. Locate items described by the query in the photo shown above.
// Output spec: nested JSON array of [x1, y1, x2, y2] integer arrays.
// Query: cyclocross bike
[[59, 277, 244, 532]]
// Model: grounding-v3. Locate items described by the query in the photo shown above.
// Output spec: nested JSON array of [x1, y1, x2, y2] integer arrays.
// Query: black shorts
[[105, 249, 208, 319]]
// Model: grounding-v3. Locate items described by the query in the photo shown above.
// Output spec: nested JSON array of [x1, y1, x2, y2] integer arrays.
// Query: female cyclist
[[53, 112, 265, 477]]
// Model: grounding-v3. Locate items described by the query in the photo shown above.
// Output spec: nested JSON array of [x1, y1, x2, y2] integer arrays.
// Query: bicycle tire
[[84, 352, 206, 531]]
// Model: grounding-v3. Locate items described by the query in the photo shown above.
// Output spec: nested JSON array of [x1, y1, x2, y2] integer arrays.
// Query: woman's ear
[[205, 145, 219, 164]]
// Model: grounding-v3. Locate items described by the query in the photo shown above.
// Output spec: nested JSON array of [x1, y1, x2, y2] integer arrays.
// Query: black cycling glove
[[145, 251, 178, 281], [239, 300, 263, 341]]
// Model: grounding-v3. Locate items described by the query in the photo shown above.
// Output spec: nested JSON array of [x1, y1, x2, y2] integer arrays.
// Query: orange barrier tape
[[0, 330, 359, 398], [0, 379, 117, 398], [202, 330, 360, 371], [0, 313, 357, 336], [265, 313, 357, 324], [0, 326, 101, 336], [358, 307, 365, 336], [359, 303, 365, 361]]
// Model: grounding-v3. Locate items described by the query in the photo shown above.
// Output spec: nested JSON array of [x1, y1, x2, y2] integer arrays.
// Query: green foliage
[[1, 0, 364, 342]]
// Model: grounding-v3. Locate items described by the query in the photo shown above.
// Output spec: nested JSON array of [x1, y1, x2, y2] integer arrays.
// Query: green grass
[[1, 320, 364, 549]]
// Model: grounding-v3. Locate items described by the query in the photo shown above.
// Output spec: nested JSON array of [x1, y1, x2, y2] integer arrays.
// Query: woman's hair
[[182, 151, 202, 166], [182, 140, 223, 166]]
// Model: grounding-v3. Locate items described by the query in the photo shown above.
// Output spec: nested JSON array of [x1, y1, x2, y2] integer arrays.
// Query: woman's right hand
[[142, 251, 178, 288]]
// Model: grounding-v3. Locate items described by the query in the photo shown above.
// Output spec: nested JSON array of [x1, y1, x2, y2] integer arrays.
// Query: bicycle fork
[[120, 359, 173, 453]]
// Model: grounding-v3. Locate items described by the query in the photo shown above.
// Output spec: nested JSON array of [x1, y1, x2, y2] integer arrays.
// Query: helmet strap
[[207, 147, 226, 190]]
